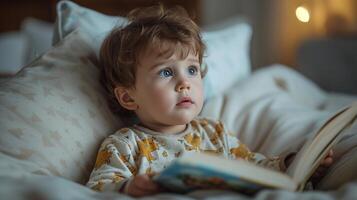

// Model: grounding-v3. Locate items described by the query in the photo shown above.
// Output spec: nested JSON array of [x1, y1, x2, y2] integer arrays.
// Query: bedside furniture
[[296, 38, 357, 94]]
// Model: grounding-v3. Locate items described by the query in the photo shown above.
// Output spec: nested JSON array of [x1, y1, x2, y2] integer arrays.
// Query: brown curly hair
[[99, 5, 206, 123]]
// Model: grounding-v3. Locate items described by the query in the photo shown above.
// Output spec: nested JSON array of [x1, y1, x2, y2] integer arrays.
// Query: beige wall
[[201, 0, 357, 69], [277, 0, 357, 67]]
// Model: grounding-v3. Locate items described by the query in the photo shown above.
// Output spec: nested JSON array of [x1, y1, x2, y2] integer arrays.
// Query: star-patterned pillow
[[0, 30, 121, 184]]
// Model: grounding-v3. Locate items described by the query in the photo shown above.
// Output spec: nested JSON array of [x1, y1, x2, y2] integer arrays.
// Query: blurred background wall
[[1, 0, 357, 68], [201, 0, 357, 69], [1, 0, 357, 92]]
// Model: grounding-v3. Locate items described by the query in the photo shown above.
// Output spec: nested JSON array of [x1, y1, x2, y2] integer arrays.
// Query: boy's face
[[127, 47, 204, 133]]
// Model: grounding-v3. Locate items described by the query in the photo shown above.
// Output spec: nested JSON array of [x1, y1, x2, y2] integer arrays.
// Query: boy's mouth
[[176, 97, 194, 107]]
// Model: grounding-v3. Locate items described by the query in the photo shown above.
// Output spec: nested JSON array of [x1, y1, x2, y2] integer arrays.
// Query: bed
[[1, 1, 357, 199]]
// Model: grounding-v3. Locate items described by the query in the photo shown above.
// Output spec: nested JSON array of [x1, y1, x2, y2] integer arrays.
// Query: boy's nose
[[175, 80, 190, 93]]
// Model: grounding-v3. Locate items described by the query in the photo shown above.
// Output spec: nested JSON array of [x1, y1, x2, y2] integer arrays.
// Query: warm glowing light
[[296, 6, 310, 23]]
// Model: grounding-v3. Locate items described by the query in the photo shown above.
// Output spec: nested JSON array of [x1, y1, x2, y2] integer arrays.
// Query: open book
[[153, 102, 357, 194]]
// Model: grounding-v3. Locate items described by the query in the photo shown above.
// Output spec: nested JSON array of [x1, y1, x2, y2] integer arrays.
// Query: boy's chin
[[173, 114, 197, 125]]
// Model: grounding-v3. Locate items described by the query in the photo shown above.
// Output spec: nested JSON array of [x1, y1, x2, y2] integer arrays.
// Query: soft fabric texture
[[52, 0, 252, 100], [0, 18, 54, 76], [0, 30, 120, 184], [20, 18, 54, 64], [201, 20, 252, 99], [0, 31, 28, 75], [87, 118, 283, 193], [200, 65, 334, 154], [52, 0, 127, 57], [200, 65, 357, 190]]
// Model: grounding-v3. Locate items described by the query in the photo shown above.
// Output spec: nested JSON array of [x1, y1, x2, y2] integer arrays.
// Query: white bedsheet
[[1, 65, 357, 199]]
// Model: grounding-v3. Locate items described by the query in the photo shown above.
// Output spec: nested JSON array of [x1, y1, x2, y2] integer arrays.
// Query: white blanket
[[1, 65, 357, 200]]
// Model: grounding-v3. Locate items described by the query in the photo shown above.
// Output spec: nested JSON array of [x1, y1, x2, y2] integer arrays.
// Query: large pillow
[[0, 30, 120, 184], [52, 0, 252, 100]]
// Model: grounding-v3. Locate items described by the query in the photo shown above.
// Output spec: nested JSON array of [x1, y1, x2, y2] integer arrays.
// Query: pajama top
[[86, 118, 286, 192]]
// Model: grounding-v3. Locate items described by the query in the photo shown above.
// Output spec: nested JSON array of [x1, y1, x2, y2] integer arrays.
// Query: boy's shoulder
[[191, 117, 227, 132], [116, 127, 135, 134], [101, 127, 138, 144]]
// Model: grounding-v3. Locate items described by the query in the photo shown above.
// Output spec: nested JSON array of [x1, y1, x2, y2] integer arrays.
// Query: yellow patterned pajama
[[86, 118, 285, 192]]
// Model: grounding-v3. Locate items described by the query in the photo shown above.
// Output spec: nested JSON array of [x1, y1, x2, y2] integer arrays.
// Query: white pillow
[[52, 0, 127, 58], [202, 20, 252, 99], [53, 0, 252, 100], [0, 18, 54, 77], [21, 18, 54, 64], [0, 30, 120, 183], [0, 31, 28, 75]]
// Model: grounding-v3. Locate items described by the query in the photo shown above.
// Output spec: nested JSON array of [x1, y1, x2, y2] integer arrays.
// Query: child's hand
[[284, 150, 334, 186], [310, 150, 334, 185], [124, 174, 162, 197]]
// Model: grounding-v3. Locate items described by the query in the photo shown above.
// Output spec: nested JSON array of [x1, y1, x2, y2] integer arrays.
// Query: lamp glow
[[296, 6, 310, 23]]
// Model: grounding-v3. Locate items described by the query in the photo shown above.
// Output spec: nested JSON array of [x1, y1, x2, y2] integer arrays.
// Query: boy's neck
[[138, 122, 187, 135]]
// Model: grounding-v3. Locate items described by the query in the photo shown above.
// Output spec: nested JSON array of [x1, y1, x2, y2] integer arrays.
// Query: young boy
[[86, 5, 333, 197]]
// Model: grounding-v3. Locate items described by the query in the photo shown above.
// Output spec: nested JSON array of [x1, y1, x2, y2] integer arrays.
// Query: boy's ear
[[114, 87, 138, 111]]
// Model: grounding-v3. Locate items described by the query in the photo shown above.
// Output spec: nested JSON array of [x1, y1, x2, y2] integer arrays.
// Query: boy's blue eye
[[159, 68, 173, 77], [188, 66, 198, 76]]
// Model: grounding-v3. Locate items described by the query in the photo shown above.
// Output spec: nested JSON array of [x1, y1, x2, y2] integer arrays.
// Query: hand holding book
[[285, 149, 334, 187], [121, 174, 162, 197], [310, 150, 334, 186]]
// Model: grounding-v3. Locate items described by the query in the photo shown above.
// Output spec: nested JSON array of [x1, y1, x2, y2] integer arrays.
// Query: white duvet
[[1, 65, 357, 200]]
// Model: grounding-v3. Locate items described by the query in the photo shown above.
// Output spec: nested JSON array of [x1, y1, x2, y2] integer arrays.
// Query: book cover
[[153, 152, 297, 194], [154, 159, 269, 195]]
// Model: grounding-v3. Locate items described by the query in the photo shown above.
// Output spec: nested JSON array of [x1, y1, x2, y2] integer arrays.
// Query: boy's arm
[[86, 134, 137, 192], [215, 120, 292, 172], [226, 139, 291, 172]]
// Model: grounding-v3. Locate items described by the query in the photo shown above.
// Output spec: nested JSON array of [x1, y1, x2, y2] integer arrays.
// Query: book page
[[286, 102, 357, 188]]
